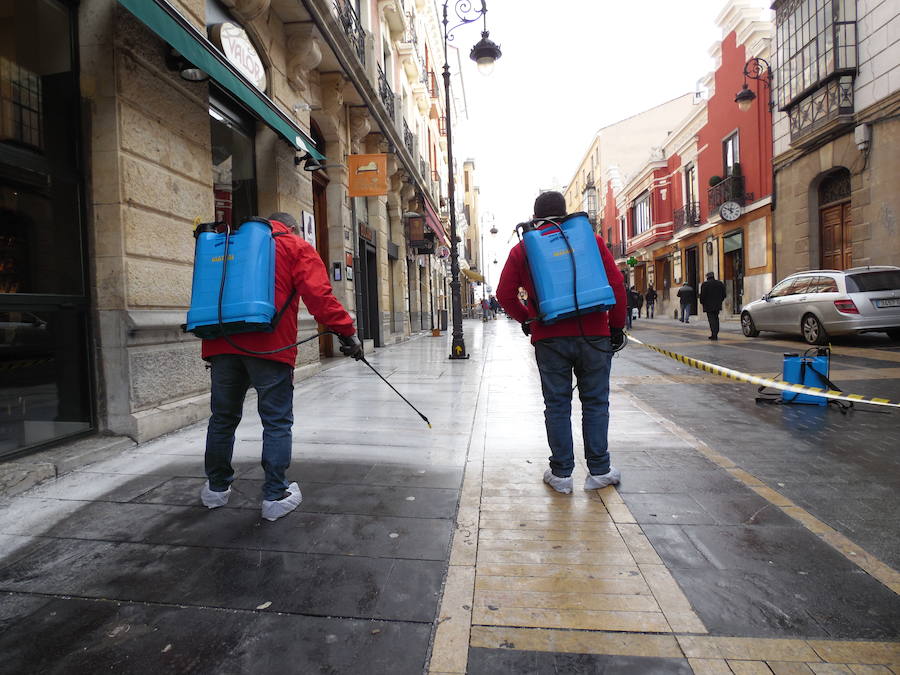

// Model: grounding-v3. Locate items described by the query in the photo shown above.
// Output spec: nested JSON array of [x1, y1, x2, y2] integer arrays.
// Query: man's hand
[[610, 328, 625, 351], [521, 322, 531, 337], [338, 334, 364, 360]]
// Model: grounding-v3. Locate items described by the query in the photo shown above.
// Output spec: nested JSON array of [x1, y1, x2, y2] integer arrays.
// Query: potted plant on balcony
[[709, 175, 723, 187]]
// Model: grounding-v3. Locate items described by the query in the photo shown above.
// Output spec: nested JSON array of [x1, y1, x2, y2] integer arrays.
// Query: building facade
[[771, 0, 900, 275], [569, 0, 777, 321], [0, 0, 474, 458]]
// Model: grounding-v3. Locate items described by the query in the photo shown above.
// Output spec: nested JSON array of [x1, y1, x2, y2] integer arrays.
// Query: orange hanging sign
[[347, 154, 389, 197]]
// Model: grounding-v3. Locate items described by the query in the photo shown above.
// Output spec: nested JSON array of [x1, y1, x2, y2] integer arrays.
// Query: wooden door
[[820, 203, 852, 270]]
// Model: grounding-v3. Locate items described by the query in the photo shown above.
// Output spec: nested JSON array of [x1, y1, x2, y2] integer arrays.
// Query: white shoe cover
[[201, 482, 231, 509], [543, 469, 573, 494], [261, 482, 302, 522], [584, 467, 621, 490]]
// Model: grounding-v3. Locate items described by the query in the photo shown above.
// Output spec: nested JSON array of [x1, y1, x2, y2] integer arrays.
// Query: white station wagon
[[740, 266, 900, 345]]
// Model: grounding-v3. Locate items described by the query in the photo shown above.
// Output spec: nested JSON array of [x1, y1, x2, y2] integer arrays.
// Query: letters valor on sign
[[210, 22, 267, 91]]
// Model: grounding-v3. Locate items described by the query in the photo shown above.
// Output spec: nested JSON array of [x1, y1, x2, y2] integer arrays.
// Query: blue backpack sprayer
[[184, 218, 431, 427], [516, 212, 623, 353]]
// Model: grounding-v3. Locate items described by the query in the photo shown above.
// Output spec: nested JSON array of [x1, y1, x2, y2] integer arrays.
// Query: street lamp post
[[442, 0, 501, 360], [734, 55, 777, 277], [734, 56, 773, 112]]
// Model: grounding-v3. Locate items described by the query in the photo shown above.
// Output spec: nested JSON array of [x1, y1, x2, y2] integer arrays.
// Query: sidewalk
[[1, 321, 898, 674]]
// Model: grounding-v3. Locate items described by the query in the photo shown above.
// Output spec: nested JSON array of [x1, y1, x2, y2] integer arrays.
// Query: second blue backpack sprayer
[[183, 217, 431, 427]]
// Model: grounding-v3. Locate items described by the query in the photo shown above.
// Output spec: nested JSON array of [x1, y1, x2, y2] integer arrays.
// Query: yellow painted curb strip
[[627, 335, 900, 409]]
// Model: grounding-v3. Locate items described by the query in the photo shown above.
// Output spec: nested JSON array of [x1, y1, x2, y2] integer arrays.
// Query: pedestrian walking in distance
[[699, 271, 727, 340], [200, 212, 363, 522], [644, 284, 657, 318], [626, 286, 635, 329], [496, 191, 627, 494], [634, 288, 644, 321], [481, 296, 492, 321], [677, 281, 695, 323]]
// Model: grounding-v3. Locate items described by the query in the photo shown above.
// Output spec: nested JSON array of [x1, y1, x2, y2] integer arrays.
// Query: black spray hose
[[358, 357, 431, 428], [215, 225, 431, 427]]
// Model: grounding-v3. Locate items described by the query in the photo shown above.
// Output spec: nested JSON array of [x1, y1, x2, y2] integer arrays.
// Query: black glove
[[610, 328, 625, 350], [338, 334, 364, 360], [521, 322, 531, 337]]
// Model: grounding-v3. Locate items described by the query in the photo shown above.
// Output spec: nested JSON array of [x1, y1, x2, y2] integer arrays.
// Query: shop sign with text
[[210, 22, 267, 91]]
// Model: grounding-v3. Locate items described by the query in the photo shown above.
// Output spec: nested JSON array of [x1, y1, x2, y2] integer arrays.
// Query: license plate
[[874, 298, 900, 308]]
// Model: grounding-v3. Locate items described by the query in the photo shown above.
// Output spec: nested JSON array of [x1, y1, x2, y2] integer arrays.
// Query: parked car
[[740, 266, 900, 345]]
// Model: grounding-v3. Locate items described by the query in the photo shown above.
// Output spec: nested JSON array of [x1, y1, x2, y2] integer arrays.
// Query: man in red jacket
[[200, 213, 362, 521], [496, 192, 627, 494]]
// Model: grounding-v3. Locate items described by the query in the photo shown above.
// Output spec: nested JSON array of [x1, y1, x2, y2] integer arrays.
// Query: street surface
[[1, 318, 899, 673]]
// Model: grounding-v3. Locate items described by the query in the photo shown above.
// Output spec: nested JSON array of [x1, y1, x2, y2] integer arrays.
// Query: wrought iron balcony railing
[[607, 241, 625, 260], [587, 210, 597, 226], [420, 158, 429, 180], [673, 201, 701, 231], [334, 0, 365, 65], [378, 65, 395, 119], [427, 71, 439, 98], [403, 119, 415, 156], [707, 174, 746, 212]]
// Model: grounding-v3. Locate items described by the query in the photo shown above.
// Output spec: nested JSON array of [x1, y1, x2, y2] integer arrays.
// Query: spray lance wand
[[204, 220, 432, 429]]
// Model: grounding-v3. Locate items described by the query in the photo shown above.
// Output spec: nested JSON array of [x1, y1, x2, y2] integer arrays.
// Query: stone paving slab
[[0, 592, 429, 675]]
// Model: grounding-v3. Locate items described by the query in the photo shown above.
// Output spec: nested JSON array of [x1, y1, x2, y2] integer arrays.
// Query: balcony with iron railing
[[403, 119, 415, 156], [707, 174, 747, 212], [420, 158, 429, 180], [673, 201, 701, 232], [378, 64, 395, 119], [334, 0, 365, 65], [608, 241, 625, 260], [427, 71, 439, 98]]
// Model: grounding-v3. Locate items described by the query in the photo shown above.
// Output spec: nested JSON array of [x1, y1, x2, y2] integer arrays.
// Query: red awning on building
[[423, 199, 448, 245]]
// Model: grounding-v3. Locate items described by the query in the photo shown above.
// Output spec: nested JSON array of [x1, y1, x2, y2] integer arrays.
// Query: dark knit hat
[[533, 191, 567, 219], [269, 211, 300, 234], [706, 271, 715, 279]]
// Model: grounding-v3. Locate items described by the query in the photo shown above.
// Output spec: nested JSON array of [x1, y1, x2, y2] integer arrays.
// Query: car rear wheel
[[801, 313, 828, 345], [741, 312, 759, 337], [887, 328, 900, 341]]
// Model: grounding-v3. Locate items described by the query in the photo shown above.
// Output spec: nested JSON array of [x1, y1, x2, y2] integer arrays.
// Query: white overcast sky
[[450, 0, 771, 286]]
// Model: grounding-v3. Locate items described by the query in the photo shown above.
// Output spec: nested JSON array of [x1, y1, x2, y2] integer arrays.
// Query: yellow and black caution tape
[[627, 334, 900, 409]]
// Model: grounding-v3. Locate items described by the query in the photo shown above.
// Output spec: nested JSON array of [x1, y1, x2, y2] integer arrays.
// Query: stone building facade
[[0, 0, 476, 458], [771, 0, 900, 275]]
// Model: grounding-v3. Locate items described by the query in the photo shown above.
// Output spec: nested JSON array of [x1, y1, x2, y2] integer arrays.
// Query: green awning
[[118, 0, 324, 160]]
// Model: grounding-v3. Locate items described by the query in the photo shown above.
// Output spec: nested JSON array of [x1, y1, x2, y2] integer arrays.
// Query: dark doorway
[[685, 247, 699, 315], [312, 172, 333, 357], [357, 238, 380, 345], [724, 247, 744, 314]]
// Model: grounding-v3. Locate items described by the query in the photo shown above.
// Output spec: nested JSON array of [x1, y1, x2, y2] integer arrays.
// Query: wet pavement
[[1, 318, 899, 673]]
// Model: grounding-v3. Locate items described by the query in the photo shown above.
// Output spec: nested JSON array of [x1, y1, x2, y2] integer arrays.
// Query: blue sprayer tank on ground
[[781, 350, 830, 405], [521, 212, 616, 324], [185, 218, 276, 339]]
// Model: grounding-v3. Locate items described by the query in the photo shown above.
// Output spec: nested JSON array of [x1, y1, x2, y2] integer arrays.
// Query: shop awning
[[118, 0, 324, 160], [461, 268, 485, 283], [423, 199, 448, 245]]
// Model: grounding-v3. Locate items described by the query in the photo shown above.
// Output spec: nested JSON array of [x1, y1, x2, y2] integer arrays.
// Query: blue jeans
[[534, 336, 613, 478], [205, 355, 294, 500], [680, 304, 691, 323]]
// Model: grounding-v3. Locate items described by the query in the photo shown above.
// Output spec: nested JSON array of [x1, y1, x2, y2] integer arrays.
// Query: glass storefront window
[[210, 101, 256, 227], [1, 0, 93, 457]]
